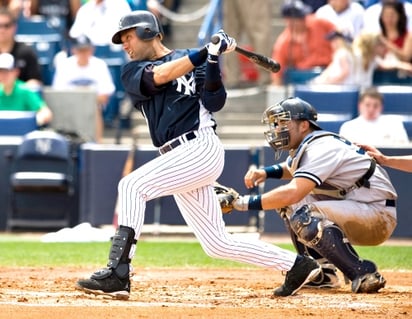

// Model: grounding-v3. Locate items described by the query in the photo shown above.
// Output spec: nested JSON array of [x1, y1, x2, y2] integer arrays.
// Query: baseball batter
[[75, 11, 321, 300], [228, 97, 397, 294]]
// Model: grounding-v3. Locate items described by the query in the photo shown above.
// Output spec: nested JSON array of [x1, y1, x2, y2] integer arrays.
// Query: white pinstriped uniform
[[117, 126, 296, 271]]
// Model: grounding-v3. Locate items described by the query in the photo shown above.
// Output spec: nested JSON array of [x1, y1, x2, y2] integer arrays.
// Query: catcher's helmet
[[262, 97, 321, 158], [112, 10, 164, 44]]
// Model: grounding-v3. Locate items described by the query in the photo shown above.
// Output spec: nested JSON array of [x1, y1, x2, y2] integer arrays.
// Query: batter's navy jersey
[[121, 49, 217, 147]]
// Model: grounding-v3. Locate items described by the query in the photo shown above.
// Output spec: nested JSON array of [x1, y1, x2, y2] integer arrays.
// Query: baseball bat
[[211, 35, 281, 73]]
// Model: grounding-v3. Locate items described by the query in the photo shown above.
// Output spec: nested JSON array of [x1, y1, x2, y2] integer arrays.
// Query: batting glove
[[207, 30, 237, 56]]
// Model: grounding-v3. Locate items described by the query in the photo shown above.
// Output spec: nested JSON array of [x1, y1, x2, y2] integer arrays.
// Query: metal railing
[[197, 0, 222, 46]]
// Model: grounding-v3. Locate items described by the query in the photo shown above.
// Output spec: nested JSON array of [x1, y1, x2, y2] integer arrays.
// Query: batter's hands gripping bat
[[211, 35, 281, 73]]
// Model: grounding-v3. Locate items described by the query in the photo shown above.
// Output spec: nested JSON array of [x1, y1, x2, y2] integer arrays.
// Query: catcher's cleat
[[76, 268, 130, 300], [273, 255, 321, 297], [303, 264, 341, 289], [351, 272, 386, 293]]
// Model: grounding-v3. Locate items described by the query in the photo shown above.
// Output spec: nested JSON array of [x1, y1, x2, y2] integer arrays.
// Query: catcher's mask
[[262, 97, 321, 159]]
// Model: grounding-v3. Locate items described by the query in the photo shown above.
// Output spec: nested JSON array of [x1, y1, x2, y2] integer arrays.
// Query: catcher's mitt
[[214, 182, 239, 214]]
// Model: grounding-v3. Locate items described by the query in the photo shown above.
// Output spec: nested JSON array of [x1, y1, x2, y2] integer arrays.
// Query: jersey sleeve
[[121, 61, 161, 100], [294, 135, 372, 189]]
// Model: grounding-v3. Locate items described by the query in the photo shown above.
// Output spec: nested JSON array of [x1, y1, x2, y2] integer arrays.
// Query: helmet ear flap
[[135, 26, 157, 41]]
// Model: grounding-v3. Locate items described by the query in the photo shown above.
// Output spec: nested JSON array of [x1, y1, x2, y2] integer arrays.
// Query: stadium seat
[[16, 16, 62, 85], [373, 69, 412, 86], [0, 111, 38, 136], [293, 85, 359, 134], [6, 130, 77, 230], [283, 67, 324, 85], [94, 45, 128, 127], [377, 85, 412, 139]]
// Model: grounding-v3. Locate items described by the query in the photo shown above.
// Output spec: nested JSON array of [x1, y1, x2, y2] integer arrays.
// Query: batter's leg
[[174, 186, 321, 296]]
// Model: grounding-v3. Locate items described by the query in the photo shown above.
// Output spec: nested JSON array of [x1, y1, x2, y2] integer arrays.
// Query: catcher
[[216, 97, 397, 294]]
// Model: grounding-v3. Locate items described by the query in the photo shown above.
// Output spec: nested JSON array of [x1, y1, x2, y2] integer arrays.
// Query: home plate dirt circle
[[1, 266, 411, 319]]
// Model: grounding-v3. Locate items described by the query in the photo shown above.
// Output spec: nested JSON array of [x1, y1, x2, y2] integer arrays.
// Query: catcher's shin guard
[[281, 207, 340, 289], [289, 205, 385, 292]]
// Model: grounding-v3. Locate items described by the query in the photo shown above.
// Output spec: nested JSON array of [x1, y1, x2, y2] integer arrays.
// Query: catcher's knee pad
[[107, 225, 137, 278], [290, 205, 377, 282], [289, 204, 327, 246]]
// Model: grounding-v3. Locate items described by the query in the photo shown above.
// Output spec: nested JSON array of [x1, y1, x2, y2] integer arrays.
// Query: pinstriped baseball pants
[[118, 127, 296, 271]]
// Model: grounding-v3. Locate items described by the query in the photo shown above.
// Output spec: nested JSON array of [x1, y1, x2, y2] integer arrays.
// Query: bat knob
[[211, 35, 220, 44]]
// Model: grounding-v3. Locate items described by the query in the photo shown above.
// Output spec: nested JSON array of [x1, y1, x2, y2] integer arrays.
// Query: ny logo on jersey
[[175, 73, 196, 96]]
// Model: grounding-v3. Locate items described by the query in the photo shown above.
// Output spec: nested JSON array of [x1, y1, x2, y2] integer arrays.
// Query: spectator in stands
[[69, 0, 131, 46], [339, 87, 409, 146], [0, 0, 22, 18], [271, 0, 336, 86], [352, 32, 387, 86], [364, 0, 412, 8], [52, 35, 115, 143], [352, 31, 412, 86], [27, 0, 81, 42], [311, 30, 356, 84], [378, 1, 412, 62], [0, 52, 52, 126], [363, 0, 412, 33], [0, 8, 43, 88], [303, 0, 327, 12], [357, 144, 412, 172], [315, 0, 365, 38], [222, 0, 273, 89]]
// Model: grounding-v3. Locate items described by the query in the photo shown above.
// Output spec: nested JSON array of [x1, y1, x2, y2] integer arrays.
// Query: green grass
[[0, 240, 411, 270]]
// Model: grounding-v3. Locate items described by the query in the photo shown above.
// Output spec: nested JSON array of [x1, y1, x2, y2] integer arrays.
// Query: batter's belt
[[159, 131, 197, 155]]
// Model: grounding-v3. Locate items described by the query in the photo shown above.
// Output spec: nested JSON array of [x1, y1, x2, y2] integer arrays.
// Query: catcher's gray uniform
[[258, 97, 395, 293], [287, 131, 397, 246]]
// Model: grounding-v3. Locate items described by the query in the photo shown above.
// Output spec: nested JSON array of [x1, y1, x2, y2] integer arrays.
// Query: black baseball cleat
[[273, 255, 321, 297], [303, 264, 341, 289], [76, 268, 130, 300], [351, 272, 386, 293]]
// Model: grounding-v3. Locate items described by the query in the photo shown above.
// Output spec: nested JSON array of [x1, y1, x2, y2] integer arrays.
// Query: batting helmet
[[112, 10, 164, 44], [262, 97, 321, 157]]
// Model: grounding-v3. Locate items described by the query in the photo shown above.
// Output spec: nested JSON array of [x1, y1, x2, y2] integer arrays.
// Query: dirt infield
[[1, 266, 411, 319]]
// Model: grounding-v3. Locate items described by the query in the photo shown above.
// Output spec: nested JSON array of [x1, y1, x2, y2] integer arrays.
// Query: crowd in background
[[0, 0, 411, 145], [270, 0, 412, 87]]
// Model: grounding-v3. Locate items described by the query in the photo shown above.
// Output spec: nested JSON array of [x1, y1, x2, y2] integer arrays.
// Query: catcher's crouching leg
[[289, 205, 386, 293], [76, 225, 137, 299], [279, 208, 340, 289]]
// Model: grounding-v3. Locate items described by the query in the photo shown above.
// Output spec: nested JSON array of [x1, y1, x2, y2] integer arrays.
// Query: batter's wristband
[[207, 54, 219, 63], [248, 195, 263, 211], [188, 47, 208, 67], [264, 164, 283, 179]]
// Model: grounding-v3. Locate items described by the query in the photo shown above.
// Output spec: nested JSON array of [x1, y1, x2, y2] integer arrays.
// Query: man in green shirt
[[0, 53, 52, 126]]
